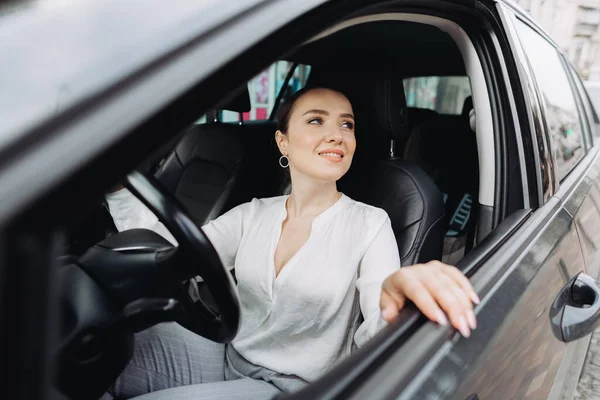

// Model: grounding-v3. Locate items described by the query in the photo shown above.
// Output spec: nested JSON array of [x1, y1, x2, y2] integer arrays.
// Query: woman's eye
[[308, 118, 323, 125], [341, 121, 354, 129]]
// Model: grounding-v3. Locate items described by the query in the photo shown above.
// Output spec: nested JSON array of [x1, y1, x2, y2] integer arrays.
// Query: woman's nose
[[325, 127, 343, 143]]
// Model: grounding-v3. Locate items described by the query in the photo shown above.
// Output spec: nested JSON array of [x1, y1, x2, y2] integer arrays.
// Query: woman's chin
[[310, 168, 350, 183], [293, 163, 351, 184]]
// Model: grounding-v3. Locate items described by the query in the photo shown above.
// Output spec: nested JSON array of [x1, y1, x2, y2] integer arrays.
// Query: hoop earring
[[279, 155, 289, 168]]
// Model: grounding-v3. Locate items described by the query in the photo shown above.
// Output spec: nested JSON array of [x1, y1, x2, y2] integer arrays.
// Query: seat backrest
[[403, 96, 479, 220], [309, 68, 446, 265], [341, 160, 446, 265], [154, 87, 285, 226], [225, 120, 286, 208], [155, 123, 245, 226], [407, 107, 438, 136]]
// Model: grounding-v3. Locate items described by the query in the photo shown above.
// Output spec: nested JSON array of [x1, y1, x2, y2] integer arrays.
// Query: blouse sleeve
[[354, 216, 401, 348], [200, 202, 249, 270], [106, 188, 250, 270], [105, 188, 178, 245]]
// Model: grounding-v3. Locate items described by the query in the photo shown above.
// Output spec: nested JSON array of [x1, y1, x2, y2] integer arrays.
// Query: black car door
[[284, 3, 599, 400]]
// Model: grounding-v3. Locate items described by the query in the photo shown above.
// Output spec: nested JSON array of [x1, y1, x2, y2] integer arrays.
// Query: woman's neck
[[286, 174, 340, 219]]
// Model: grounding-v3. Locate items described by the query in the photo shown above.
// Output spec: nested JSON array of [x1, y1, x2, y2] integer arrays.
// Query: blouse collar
[[280, 193, 349, 230]]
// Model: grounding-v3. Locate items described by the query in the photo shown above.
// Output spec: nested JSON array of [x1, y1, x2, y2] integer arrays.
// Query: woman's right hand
[[380, 261, 479, 338]]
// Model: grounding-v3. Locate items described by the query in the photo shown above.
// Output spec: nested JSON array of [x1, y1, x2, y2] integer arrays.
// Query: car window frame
[[513, 16, 587, 185], [501, 10, 554, 205]]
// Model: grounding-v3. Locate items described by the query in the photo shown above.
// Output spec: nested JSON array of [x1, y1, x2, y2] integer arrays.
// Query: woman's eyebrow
[[302, 109, 354, 120], [303, 109, 328, 116]]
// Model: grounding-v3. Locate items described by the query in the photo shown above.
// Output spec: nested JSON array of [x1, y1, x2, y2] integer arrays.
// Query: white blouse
[[106, 190, 401, 382]]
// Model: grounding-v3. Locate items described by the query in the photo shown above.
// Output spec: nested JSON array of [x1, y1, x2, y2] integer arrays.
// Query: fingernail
[[458, 316, 471, 338], [435, 310, 448, 326], [471, 292, 480, 305], [381, 309, 391, 321], [467, 310, 477, 330]]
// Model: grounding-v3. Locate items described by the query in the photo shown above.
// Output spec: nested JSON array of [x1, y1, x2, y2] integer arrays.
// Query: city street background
[[514, 0, 600, 81]]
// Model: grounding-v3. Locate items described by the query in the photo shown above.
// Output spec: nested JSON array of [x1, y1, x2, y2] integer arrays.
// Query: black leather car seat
[[154, 87, 283, 226], [307, 68, 446, 265], [407, 107, 438, 137], [155, 122, 245, 226], [402, 96, 478, 265], [403, 95, 479, 231]]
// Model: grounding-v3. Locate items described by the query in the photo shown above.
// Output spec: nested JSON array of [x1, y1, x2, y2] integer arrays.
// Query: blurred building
[[513, 0, 600, 80]]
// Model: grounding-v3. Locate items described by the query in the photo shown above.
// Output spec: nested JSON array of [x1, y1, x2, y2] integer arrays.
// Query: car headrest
[[217, 85, 251, 113], [404, 116, 478, 196], [306, 68, 409, 141], [370, 71, 409, 142]]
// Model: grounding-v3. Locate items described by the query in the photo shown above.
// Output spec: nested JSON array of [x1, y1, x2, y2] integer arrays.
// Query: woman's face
[[276, 88, 356, 183]]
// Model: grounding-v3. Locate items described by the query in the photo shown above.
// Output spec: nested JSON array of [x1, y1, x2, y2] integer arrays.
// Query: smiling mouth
[[318, 152, 343, 159]]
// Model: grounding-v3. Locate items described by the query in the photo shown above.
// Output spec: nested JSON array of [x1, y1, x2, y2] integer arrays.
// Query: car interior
[[58, 13, 496, 398], [66, 19, 485, 264]]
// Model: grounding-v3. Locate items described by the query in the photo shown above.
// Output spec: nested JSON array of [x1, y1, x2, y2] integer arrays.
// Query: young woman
[[104, 87, 478, 400]]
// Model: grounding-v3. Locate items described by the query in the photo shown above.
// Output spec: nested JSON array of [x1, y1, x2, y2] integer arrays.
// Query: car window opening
[[63, 13, 495, 387], [66, 18, 491, 285]]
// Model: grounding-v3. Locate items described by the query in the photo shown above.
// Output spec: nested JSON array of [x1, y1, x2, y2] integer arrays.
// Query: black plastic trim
[[511, 15, 561, 193], [494, 4, 542, 208], [269, 62, 298, 120]]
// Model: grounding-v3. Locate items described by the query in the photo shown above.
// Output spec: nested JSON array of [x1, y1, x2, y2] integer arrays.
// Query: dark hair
[[276, 87, 350, 134]]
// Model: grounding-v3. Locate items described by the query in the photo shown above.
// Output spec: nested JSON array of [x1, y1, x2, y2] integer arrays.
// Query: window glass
[[200, 62, 311, 124], [219, 62, 311, 123], [272, 63, 311, 116], [516, 21, 584, 181], [403, 76, 471, 115], [566, 63, 597, 146]]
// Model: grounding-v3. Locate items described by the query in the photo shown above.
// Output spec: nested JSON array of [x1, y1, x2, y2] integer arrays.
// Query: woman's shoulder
[[342, 194, 390, 224], [248, 195, 287, 208], [231, 195, 287, 214], [208, 196, 286, 228]]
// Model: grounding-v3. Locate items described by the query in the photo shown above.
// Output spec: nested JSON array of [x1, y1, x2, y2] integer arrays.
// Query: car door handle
[[550, 272, 600, 342]]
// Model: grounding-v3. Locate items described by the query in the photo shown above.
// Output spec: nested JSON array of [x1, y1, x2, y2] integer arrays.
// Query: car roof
[[290, 20, 465, 76], [0, 0, 266, 152]]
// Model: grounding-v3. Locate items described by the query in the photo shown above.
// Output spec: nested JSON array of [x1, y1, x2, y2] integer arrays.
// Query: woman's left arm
[[354, 217, 401, 347], [355, 215, 480, 346]]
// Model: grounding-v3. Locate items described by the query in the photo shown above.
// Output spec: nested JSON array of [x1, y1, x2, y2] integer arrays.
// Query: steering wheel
[[122, 171, 240, 341], [57, 171, 240, 399]]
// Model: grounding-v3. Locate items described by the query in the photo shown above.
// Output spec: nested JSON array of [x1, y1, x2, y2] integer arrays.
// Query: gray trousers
[[104, 323, 307, 400]]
